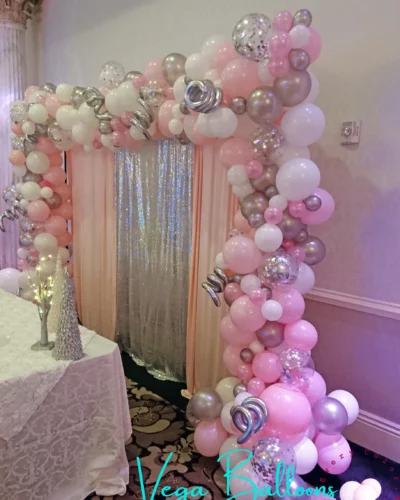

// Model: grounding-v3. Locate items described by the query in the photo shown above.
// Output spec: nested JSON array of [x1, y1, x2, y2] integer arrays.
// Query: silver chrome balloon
[[201, 267, 229, 307], [39, 82, 56, 93], [84, 87, 112, 121], [184, 80, 223, 113], [230, 396, 268, 444], [130, 97, 154, 140], [0, 202, 26, 232]]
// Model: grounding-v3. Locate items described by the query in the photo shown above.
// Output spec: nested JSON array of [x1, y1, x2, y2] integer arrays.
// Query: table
[[0, 289, 132, 500]]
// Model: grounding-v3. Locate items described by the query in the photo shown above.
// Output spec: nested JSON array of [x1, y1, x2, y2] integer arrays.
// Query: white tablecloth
[[0, 290, 132, 500]]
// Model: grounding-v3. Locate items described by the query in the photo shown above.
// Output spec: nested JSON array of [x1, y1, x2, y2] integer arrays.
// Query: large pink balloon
[[221, 59, 260, 98], [27, 200, 50, 222], [223, 344, 245, 376], [233, 210, 252, 233], [301, 188, 335, 225], [36, 137, 59, 155], [220, 315, 255, 346], [219, 137, 253, 167], [315, 434, 352, 474], [213, 42, 237, 74], [158, 100, 176, 138], [260, 383, 312, 435], [303, 27, 322, 64], [284, 319, 318, 351], [44, 215, 67, 236], [46, 94, 62, 118], [52, 201, 73, 220], [42, 167, 66, 187], [144, 58, 164, 79], [230, 296, 265, 333], [194, 419, 228, 457], [247, 377, 266, 397], [302, 371, 327, 406], [272, 289, 305, 324], [252, 352, 281, 383], [223, 235, 262, 274]]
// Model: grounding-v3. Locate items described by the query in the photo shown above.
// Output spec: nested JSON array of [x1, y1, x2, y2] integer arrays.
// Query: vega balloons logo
[[136, 450, 338, 500]]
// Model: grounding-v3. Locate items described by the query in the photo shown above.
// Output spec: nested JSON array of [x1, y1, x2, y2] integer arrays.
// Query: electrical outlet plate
[[341, 121, 361, 145]]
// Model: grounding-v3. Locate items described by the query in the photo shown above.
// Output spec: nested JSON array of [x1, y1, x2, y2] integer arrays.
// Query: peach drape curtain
[[68, 148, 116, 341], [186, 144, 238, 394]]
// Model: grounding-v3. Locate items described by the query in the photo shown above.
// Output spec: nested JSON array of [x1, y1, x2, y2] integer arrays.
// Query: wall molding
[[343, 409, 400, 463], [305, 287, 400, 321]]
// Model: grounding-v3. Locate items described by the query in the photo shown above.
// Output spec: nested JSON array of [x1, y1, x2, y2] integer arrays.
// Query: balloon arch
[[4, 8, 363, 496]]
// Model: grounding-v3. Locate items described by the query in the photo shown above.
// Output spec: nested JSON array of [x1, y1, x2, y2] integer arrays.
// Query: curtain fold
[[69, 148, 116, 341], [186, 143, 238, 394], [115, 141, 194, 382]]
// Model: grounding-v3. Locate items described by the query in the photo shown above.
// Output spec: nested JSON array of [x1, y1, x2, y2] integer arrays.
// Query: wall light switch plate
[[341, 121, 361, 145]]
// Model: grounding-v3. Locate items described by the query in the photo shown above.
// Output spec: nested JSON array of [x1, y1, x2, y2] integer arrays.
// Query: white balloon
[[234, 391, 252, 405], [20, 288, 35, 302], [38, 259, 56, 278], [105, 88, 125, 116], [261, 300, 283, 321], [0, 268, 21, 294], [129, 125, 145, 140], [56, 105, 80, 130], [16, 183, 23, 193], [117, 81, 140, 112], [281, 103, 326, 147], [17, 247, 29, 259], [215, 252, 227, 269], [289, 25, 311, 48], [249, 339, 264, 354], [339, 482, 361, 500], [227, 164, 248, 186], [26, 151, 50, 174], [268, 194, 288, 210], [56, 83, 74, 103], [173, 75, 187, 102], [294, 437, 318, 475], [328, 390, 360, 425], [13, 166, 27, 178], [232, 183, 254, 199], [201, 34, 227, 63], [294, 263, 315, 294], [254, 224, 283, 252], [240, 274, 261, 294], [79, 102, 100, 127], [196, 113, 213, 137], [58, 247, 70, 264], [148, 122, 157, 137], [220, 401, 235, 433], [100, 133, 116, 151], [303, 72, 320, 103], [276, 158, 320, 200], [19, 198, 29, 209], [258, 61, 274, 84], [34, 233, 58, 255], [71, 122, 93, 145], [21, 182, 41, 201], [29, 90, 46, 104], [215, 376, 240, 405], [229, 462, 268, 500], [168, 118, 184, 135], [18, 268, 34, 289], [185, 52, 210, 79], [183, 115, 196, 142], [28, 104, 49, 124], [22, 121, 36, 135], [41, 187, 53, 199], [276, 145, 310, 167], [172, 103, 183, 119], [209, 108, 238, 138], [219, 436, 248, 472]]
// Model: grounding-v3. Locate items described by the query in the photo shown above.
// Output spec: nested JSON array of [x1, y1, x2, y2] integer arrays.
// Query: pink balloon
[[252, 352, 281, 383], [110, 131, 123, 147], [269, 33, 292, 57], [45, 94, 62, 118], [302, 371, 327, 406], [219, 137, 253, 167], [230, 296, 265, 333], [9, 150, 26, 166], [289, 246, 306, 263], [44, 215, 67, 236], [27, 200, 50, 222], [158, 100, 176, 138], [57, 231, 72, 247], [110, 117, 125, 132], [282, 239, 295, 252], [130, 73, 147, 89], [237, 363, 254, 382], [224, 283, 244, 306], [213, 42, 237, 74], [223, 235, 262, 274], [192, 125, 217, 146], [36, 94, 47, 105], [268, 57, 290, 78], [52, 201, 73, 220], [261, 383, 312, 435], [121, 111, 134, 127], [12, 122, 24, 135], [223, 344, 244, 376], [25, 85, 39, 99], [303, 27, 322, 64], [301, 188, 335, 225], [272, 289, 305, 324], [194, 419, 228, 457], [99, 86, 109, 96], [221, 59, 260, 98], [264, 207, 283, 225], [220, 315, 255, 346], [273, 11, 293, 33], [48, 153, 63, 167], [288, 201, 306, 218], [54, 184, 72, 203], [245, 160, 263, 179], [233, 210, 251, 233], [93, 140, 102, 150], [315, 434, 352, 474], [284, 319, 318, 351], [36, 137, 59, 155], [43, 167, 66, 186], [144, 58, 164, 79], [247, 288, 267, 307], [354, 485, 378, 500], [248, 377, 266, 397]]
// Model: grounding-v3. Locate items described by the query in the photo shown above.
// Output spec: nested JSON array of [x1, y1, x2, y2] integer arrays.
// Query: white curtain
[[0, 21, 27, 269]]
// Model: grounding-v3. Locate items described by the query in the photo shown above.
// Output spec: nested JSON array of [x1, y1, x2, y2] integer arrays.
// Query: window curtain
[[186, 144, 238, 394], [115, 141, 194, 382]]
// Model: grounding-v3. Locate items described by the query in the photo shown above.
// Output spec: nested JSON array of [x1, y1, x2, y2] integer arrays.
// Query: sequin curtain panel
[[0, 22, 27, 268], [115, 141, 194, 382]]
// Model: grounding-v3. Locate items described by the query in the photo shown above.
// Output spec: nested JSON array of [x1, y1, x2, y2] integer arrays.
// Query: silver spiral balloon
[[130, 97, 154, 140], [201, 267, 228, 307], [0, 204, 26, 232], [184, 80, 223, 113], [230, 397, 268, 444], [84, 87, 112, 121]]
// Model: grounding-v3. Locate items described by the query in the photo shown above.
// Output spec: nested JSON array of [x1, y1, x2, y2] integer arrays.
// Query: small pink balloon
[[99, 86, 110, 96], [248, 377, 266, 397], [9, 150, 26, 166], [121, 111, 134, 127], [25, 85, 39, 99], [245, 160, 263, 179], [221, 94, 232, 107], [273, 10, 293, 33], [221, 58, 261, 98], [248, 288, 267, 307], [27, 200, 50, 222], [214, 42, 237, 75], [223, 235, 262, 274], [110, 131, 123, 147], [43, 167, 66, 186], [48, 153, 63, 167], [282, 239, 295, 252], [158, 99, 176, 138], [110, 117, 125, 132], [93, 139, 103, 150], [36, 94, 47, 105], [315, 434, 352, 474], [361, 479, 382, 497], [288, 201, 306, 218], [44, 215, 67, 236], [230, 295, 266, 333], [264, 207, 283, 225], [272, 288, 305, 324], [289, 246, 306, 263], [354, 485, 378, 500], [269, 33, 292, 57], [220, 315, 255, 346], [224, 282, 244, 306], [36, 137, 59, 155], [301, 188, 335, 225], [303, 27, 322, 64], [237, 363, 254, 381], [130, 73, 147, 89], [219, 137, 253, 167], [45, 94, 62, 118], [57, 231, 72, 247], [223, 344, 244, 376], [233, 210, 252, 233], [252, 352, 281, 383], [268, 57, 290, 78], [194, 419, 228, 457], [54, 184, 72, 203], [12, 122, 24, 135], [302, 371, 327, 406], [52, 201, 73, 220], [285, 319, 318, 351], [144, 58, 164, 79]]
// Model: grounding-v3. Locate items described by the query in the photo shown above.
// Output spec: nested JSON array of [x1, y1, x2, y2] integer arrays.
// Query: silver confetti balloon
[[39, 82, 57, 93], [240, 348, 255, 364], [312, 397, 349, 435], [257, 250, 299, 288], [99, 60, 125, 88], [292, 9, 313, 27], [256, 321, 284, 348], [247, 86, 283, 124], [71, 86, 87, 109], [10, 100, 28, 122], [141, 81, 166, 109], [301, 236, 326, 266], [19, 233, 34, 248], [304, 194, 322, 211], [233, 382, 248, 397], [231, 97, 247, 115], [240, 192, 269, 219], [12, 135, 25, 152], [251, 124, 285, 164], [48, 121, 74, 150], [250, 164, 278, 192], [20, 218, 36, 234], [278, 211, 305, 240], [288, 50, 311, 72], [190, 388, 224, 420], [252, 437, 296, 484], [232, 13, 273, 61], [162, 53, 187, 85], [280, 357, 315, 388], [279, 348, 310, 371]]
